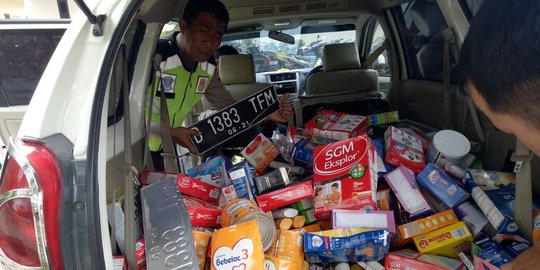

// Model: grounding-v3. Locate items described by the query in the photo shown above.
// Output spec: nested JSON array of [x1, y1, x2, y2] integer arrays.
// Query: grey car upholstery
[[305, 42, 378, 96]]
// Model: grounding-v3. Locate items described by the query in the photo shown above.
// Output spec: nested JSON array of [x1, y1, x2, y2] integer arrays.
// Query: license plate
[[189, 85, 279, 154]]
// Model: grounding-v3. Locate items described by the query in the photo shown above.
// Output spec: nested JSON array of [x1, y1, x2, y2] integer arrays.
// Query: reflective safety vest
[[146, 54, 216, 151]]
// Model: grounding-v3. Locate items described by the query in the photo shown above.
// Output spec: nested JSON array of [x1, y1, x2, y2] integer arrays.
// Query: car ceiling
[[136, 0, 410, 31]]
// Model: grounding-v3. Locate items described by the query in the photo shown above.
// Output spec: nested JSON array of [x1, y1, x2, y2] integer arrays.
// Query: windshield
[[221, 24, 356, 73]]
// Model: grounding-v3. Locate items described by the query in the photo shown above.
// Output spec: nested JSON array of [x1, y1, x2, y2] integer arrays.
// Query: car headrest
[[322, 43, 361, 71], [218, 54, 256, 85]]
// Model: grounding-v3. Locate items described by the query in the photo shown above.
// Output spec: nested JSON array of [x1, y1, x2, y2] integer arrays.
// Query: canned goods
[[427, 130, 471, 166]]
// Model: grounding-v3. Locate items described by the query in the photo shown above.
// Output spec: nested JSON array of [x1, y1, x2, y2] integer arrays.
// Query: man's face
[[332, 186, 338, 192], [179, 12, 226, 62], [469, 81, 540, 155]]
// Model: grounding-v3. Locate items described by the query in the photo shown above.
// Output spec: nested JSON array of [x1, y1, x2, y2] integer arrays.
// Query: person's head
[[178, 0, 229, 62], [458, 0, 540, 154], [331, 183, 339, 191], [315, 187, 323, 196], [214, 45, 239, 60]]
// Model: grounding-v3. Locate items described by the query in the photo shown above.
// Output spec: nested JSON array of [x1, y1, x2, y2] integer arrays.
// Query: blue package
[[304, 229, 390, 263], [187, 155, 231, 188], [416, 163, 469, 209], [292, 139, 319, 164], [371, 139, 394, 174], [474, 238, 514, 267], [228, 162, 258, 200]]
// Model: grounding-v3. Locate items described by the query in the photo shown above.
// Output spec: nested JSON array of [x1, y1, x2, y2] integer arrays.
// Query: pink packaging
[[312, 135, 379, 219], [256, 180, 314, 212], [384, 126, 426, 173], [305, 110, 368, 142], [332, 209, 396, 234], [384, 166, 433, 218]]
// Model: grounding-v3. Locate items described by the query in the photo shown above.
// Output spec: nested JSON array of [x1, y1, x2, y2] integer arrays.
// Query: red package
[[135, 239, 146, 270], [312, 135, 379, 219], [256, 180, 314, 212], [384, 126, 426, 173], [305, 110, 368, 142], [141, 170, 221, 203], [112, 256, 128, 270], [182, 196, 222, 227]]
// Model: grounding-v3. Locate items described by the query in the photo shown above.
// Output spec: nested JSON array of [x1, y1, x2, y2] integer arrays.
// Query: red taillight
[[0, 139, 64, 269]]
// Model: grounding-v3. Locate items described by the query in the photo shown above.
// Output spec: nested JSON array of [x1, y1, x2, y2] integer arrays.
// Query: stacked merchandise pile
[[121, 109, 538, 270]]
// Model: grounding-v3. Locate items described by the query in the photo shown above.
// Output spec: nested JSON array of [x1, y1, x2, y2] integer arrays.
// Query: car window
[[0, 28, 65, 106], [220, 24, 356, 73], [368, 22, 390, 77], [392, 0, 457, 83]]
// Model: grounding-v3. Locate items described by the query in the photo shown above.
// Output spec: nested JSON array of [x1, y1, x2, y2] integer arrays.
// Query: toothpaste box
[[256, 180, 314, 212], [228, 162, 257, 201], [332, 209, 396, 234], [384, 166, 433, 218], [312, 135, 379, 219], [241, 134, 280, 174], [385, 249, 465, 270], [413, 221, 473, 258], [141, 171, 221, 203], [305, 110, 368, 143], [384, 126, 426, 173], [304, 229, 391, 263], [397, 209, 459, 241], [188, 155, 231, 188], [182, 196, 222, 228], [416, 163, 469, 209]]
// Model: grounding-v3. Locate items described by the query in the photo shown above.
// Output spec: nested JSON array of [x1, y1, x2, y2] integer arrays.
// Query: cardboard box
[[416, 163, 469, 209], [141, 171, 221, 203], [397, 209, 459, 240], [384, 166, 433, 218], [182, 196, 222, 228], [187, 155, 231, 188], [256, 180, 314, 212], [228, 162, 257, 201], [385, 249, 465, 270], [241, 134, 279, 174], [413, 221, 473, 258], [305, 110, 368, 142], [332, 209, 396, 234], [113, 256, 128, 270], [312, 135, 378, 219], [384, 126, 425, 173]]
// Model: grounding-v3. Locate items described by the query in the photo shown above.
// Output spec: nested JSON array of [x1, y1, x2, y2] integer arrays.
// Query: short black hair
[[458, 0, 540, 128], [331, 183, 339, 188], [214, 45, 239, 59], [182, 0, 229, 26]]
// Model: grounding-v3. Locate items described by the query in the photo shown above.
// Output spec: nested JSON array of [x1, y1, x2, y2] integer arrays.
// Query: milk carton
[[312, 135, 378, 219]]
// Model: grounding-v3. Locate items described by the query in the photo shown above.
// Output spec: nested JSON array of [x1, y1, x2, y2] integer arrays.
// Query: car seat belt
[[442, 28, 455, 130], [148, 54, 179, 173], [121, 44, 139, 270], [361, 39, 389, 69], [512, 139, 535, 241], [142, 55, 161, 171]]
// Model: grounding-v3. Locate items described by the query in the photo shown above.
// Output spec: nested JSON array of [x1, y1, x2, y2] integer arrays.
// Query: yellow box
[[413, 221, 472, 258], [399, 209, 459, 240]]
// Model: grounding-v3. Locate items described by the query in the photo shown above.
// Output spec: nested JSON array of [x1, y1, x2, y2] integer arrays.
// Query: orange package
[[193, 230, 212, 270], [211, 219, 265, 270]]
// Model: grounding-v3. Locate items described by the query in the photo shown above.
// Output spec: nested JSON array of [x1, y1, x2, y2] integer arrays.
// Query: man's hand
[[170, 126, 200, 154], [500, 237, 540, 270], [268, 92, 293, 123]]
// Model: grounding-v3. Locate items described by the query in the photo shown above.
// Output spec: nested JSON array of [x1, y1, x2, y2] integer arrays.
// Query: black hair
[[182, 0, 229, 26], [331, 183, 339, 188], [214, 45, 239, 59], [458, 0, 540, 128]]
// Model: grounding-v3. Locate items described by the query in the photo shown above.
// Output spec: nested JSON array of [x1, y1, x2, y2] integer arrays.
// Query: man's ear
[[179, 19, 188, 33]]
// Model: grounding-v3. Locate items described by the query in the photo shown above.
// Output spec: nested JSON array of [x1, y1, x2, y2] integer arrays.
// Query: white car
[[0, 0, 535, 269]]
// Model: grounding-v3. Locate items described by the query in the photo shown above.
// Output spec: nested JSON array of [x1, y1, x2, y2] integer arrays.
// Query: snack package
[[384, 126, 426, 173], [304, 229, 391, 263], [265, 230, 304, 265], [256, 180, 314, 212], [183, 196, 222, 228], [413, 221, 473, 258], [210, 219, 265, 270], [188, 155, 231, 188], [304, 110, 368, 143], [193, 230, 212, 270], [241, 134, 280, 174], [313, 135, 379, 219]]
